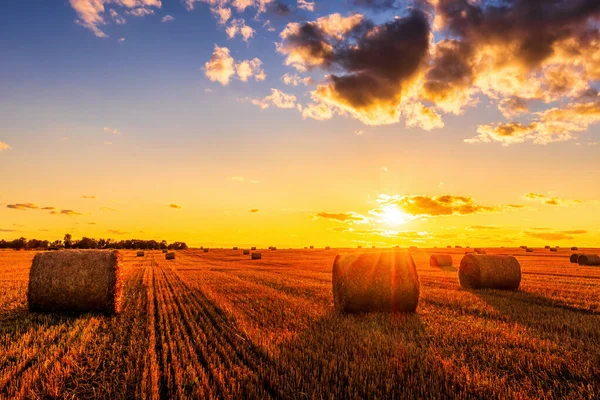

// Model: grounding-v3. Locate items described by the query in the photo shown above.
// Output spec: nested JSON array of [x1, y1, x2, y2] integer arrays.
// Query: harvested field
[[1, 247, 599, 399]]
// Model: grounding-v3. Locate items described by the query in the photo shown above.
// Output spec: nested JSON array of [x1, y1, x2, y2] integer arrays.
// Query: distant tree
[[64, 233, 73, 249]]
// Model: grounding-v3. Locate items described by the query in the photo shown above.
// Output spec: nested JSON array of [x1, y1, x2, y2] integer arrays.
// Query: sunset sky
[[1, 0, 599, 248]]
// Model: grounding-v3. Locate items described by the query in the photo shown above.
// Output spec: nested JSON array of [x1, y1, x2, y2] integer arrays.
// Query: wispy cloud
[[104, 127, 119, 135], [525, 230, 588, 241], [161, 15, 174, 23], [249, 209, 260, 213], [50, 209, 84, 216], [169, 204, 182, 209], [523, 192, 583, 206], [313, 212, 369, 223], [7, 203, 39, 210], [81, 195, 96, 199], [0, 142, 11, 152], [107, 229, 128, 235], [245, 89, 297, 110]]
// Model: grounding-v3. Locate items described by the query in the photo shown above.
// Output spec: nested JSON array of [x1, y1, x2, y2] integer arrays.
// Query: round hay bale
[[310, 246, 314, 249], [304, 247, 308, 249], [137, 251, 144, 257], [571, 247, 578, 251], [28, 250, 122, 314], [325, 246, 331, 250], [550, 248, 558, 252], [570, 253, 580, 263], [251, 247, 257, 250], [526, 248, 533, 252], [357, 246, 362, 249], [204, 248, 209, 253], [165, 252, 175, 260], [243, 249, 250, 255], [578, 254, 600, 266], [251, 252, 262, 260], [233, 247, 238, 250], [271, 247, 277, 250], [520, 246, 527, 249], [332, 252, 420, 313], [162, 249, 168, 253], [544, 246, 550, 249], [459, 254, 521, 290], [430, 254, 452, 267]]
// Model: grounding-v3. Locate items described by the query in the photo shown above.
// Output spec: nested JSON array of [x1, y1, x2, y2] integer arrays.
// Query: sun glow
[[380, 206, 409, 226]]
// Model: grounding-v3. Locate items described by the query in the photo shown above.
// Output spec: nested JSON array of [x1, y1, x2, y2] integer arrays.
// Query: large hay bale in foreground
[[137, 251, 144, 257], [251, 252, 262, 260], [332, 252, 420, 313], [578, 254, 600, 266], [28, 250, 122, 314], [570, 253, 581, 263], [165, 252, 175, 260], [459, 254, 521, 290], [430, 254, 453, 267]]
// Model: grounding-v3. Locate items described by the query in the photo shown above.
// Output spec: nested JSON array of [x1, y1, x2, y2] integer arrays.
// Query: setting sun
[[380, 206, 409, 226]]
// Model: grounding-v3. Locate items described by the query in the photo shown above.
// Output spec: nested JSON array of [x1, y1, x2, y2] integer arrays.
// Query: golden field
[[0, 247, 599, 399]]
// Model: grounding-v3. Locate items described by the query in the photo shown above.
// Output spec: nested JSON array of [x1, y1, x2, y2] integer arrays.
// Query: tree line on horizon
[[0, 233, 188, 251]]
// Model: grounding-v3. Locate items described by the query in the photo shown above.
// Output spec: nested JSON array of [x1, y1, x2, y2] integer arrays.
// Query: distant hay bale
[[251, 247, 257, 250], [165, 252, 175, 260], [28, 250, 122, 314], [372, 246, 376, 249], [243, 249, 250, 255], [459, 254, 521, 290], [304, 247, 308, 249], [474, 248, 486, 254], [571, 247, 578, 251], [526, 248, 533, 252], [204, 248, 209, 253], [233, 247, 238, 250], [570, 253, 581, 263], [545, 246, 550, 249], [325, 246, 331, 250], [162, 249, 168, 253], [550, 248, 558, 252], [578, 254, 600, 266], [272, 247, 277, 250], [430, 254, 452, 267], [332, 252, 420, 313], [137, 251, 144, 257], [310, 246, 314, 249], [357, 246, 362, 249], [447, 246, 452, 249], [251, 252, 262, 260], [455, 246, 462, 249], [409, 246, 417, 250]]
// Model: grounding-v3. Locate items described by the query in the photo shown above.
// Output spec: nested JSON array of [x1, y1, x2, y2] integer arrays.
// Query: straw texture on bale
[[578, 254, 600, 266], [28, 250, 122, 314], [430, 254, 453, 267], [459, 254, 521, 290], [251, 252, 262, 260], [165, 252, 175, 260], [332, 252, 420, 313], [570, 253, 581, 263], [137, 251, 144, 257], [243, 250, 250, 255]]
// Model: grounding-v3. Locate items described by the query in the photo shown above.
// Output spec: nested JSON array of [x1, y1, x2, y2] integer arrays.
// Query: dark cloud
[[169, 204, 182, 209], [7, 203, 39, 210], [267, 1, 292, 16], [249, 209, 260, 213], [314, 212, 368, 222]]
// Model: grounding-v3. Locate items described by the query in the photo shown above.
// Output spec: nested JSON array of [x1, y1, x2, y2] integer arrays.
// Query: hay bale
[[243, 249, 250, 255], [357, 246, 362, 249], [165, 252, 175, 260], [233, 247, 238, 250], [137, 251, 144, 257], [526, 248, 533, 252], [28, 250, 122, 314], [447, 246, 452, 249], [251, 247, 257, 250], [455, 246, 462, 249], [409, 246, 417, 250], [325, 246, 331, 250], [271, 247, 277, 250], [578, 254, 600, 266], [251, 252, 262, 260], [332, 252, 420, 313], [550, 248, 558, 252], [520, 246, 527, 249], [204, 248, 209, 253], [570, 253, 581, 263], [474, 248, 487, 254], [310, 246, 314, 249], [304, 247, 308, 249], [571, 246, 578, 251], [430, 254, 452, 267], [458, 254, 521, 290], [544, 245, 550, 249], [162, 249, 168, 253]]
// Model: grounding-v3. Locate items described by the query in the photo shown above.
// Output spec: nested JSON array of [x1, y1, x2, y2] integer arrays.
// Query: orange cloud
[[523, 193, 583, 207], [376, 194, 507, 217], [204, 46, 265, 86], [249, 209, 260, 213], [314, 212, 368, 223], [7, 203, 39, 210], [169, 204, 182, 209]]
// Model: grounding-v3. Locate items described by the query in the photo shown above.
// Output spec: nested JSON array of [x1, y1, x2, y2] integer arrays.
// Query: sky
[[0, 0, 599, 248]]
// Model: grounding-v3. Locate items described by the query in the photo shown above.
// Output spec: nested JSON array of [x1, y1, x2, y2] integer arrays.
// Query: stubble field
[[0, 247, 599, 399]]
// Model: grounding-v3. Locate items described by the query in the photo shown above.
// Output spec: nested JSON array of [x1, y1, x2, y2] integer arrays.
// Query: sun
[[380, 206, 409, 226]]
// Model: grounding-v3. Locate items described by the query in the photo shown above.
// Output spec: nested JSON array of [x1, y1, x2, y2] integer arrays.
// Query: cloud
[[42, 206, 56, 210], [204, 45, 266, 85], [161, 14, 174, 23], [354, 129, 365, 136], [226, 18, 255, 41], [525, 230, 588, 241], [89, 222, 97, 225], [282, 73, 314, 86], [246, 89, 297, 109], [81, 195, 96, 199], [104, 127, 119, 135], [375, 194, 507, 217], [107, 229, 128, 235], [467, 225, 500, 230], [523, 193, 583, 207], [278, 11, 431, 125], [0, 142, 12, 152], [169, 204, 182, 209], [101, 207, 118, 212], [69, 0, 162, 37], [314, 212, 368, 223], [249, 209, 260, 213], [229, 176, 259, 184], [297, 0, 314, 12], [232, 0, 254, 12], [212, 6, 231, 25], [118, 37, 125, 43], [49, 209, 83, 216], [7, 203, 39, 210]]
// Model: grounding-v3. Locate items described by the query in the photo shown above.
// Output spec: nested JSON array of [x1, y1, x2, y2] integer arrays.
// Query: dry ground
[[0, 247, 599, 399]]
